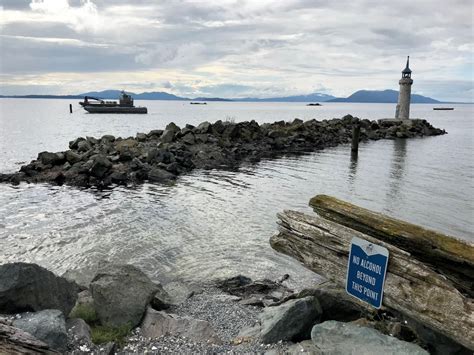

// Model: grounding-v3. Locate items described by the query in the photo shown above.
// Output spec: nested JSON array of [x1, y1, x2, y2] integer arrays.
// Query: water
[[0, 99, 473, 286]]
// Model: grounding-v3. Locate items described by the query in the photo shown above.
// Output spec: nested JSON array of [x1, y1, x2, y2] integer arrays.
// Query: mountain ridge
[[0, 89, 449, 103], [328, 89, 439, 103]]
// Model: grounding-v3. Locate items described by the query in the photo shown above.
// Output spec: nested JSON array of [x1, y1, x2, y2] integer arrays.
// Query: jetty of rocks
[[0, 116, 445, 188]]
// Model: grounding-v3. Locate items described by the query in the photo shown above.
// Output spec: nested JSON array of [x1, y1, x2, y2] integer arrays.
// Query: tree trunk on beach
[[270, 209, 474, 350], [0, 322, 57, 354], [309, 195, 474, 297]]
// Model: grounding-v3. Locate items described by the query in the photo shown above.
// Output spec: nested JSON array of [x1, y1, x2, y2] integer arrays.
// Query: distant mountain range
[[237, 93, 336, 102], [328, 90, 439, 103], [0, 89, 444, 103]]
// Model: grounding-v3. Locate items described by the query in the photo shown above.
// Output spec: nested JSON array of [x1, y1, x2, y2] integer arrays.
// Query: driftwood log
[[270, 209, 474, 350], [310, 195, 474, 297], [0, 321, 57, 354]]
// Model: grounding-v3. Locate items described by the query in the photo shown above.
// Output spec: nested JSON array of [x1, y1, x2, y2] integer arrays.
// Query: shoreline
[[2, 262, 466, 354]]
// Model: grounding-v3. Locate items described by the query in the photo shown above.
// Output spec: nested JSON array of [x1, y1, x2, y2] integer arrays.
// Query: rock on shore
[[1, 262, 469, 354], [0, 263, 78, 315], [0, 116, 446, 188]]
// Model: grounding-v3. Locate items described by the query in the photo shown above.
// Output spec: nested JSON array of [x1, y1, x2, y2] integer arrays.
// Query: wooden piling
[[351, 121, 360, 153]]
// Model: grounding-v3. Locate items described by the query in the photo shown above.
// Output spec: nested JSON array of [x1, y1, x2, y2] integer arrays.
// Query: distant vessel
[[306, 103, 322, 106], [80, 91, 147, 114], [190, 102, 207, 105], [433, 107, 454, 111]]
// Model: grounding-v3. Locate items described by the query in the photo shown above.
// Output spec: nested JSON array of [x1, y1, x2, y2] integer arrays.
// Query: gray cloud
[[0, 0, 472, 101]]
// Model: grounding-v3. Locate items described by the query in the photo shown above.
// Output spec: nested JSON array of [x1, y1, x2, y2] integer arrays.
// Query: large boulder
[[160, 122, 181, 143], [276, 284, 368, 322], [311, 321, 428, 354], [13, 309, 68, 352], [89, 155, 112, 178], [148, 167, 176, 183], [0, 262, 78, 315], [141, 308, 221, 344], [65, 150, 83, 164], [37, 151, 64, 166], [259, 296, 322, 343], [90, 264, 158, 327]]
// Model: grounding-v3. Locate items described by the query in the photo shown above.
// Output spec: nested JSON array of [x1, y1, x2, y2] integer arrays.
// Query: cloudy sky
[[0, 0, 472, 101]]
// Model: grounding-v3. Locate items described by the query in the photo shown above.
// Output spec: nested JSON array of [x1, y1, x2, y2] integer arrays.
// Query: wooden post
[[351, 120, 360, 153], [69, 104, 73, 113]]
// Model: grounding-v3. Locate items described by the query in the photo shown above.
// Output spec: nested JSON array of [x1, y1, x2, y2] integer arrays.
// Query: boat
[[190, 102, 207, 105], [79, 91, 147, 114], [433, 107, 454, 111], [306, 103, 322, 106]]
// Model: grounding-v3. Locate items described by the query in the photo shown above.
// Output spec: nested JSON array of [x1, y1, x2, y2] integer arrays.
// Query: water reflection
[[386, 139, 407, 210], [348, 150, 359, 189]]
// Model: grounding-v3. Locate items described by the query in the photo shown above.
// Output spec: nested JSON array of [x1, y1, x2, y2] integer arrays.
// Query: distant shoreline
[[0, 95, 470, 104]]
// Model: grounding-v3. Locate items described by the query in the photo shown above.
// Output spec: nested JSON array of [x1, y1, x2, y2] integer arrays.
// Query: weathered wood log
[[0, 321, 57, 354], [270, 210, 474, 350], [310, 195, 474, 297]]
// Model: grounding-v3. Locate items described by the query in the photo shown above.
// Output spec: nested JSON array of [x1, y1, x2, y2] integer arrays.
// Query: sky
[[0, 0, 472, 101]]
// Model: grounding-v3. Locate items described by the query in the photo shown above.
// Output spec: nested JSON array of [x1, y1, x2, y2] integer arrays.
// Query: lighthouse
[[395, 56, 413, 119]]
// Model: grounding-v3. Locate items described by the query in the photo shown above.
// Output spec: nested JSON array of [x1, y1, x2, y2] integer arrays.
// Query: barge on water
[[433, 107, 454, 111], [79, 91, 147, 114]]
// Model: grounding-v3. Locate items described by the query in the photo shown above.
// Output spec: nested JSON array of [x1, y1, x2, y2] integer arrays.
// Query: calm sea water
[[0, 99, 473, 286]]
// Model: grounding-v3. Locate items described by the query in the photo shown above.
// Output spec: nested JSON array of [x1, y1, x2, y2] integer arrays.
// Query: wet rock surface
[[0, 117, 446, 188]]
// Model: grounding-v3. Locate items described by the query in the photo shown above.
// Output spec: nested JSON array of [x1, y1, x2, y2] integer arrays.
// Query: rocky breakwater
[[0, 116, 445, 188]]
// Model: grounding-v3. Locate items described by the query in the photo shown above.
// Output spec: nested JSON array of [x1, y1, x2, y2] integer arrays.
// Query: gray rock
[[150, 284, 174, 310], [69, 137, 86, 149], [86, 136, 99, 145], [259, 296, 322, 343], [37, 151, 63, 166], [160, 129, 176, 143], [148, 167, 176, 183], [195, 133, 209, 143], [311, 321, 428, 355], [147, 148, 175, 164], [181, 132, 196, 145], [77, 140, 92, 152], [278, 284, 367, 322], [0, 262, 78, 315], [90, 264, 158, 327], [101, 135, 115, 143], [141, 308, 222, 344], [148, 129, 163, 137], [67, 318, 91, 345], [65, 150, 82, 164], [99, 341, 116, 355], [136, 133, 147, 142], [163, 281, 195, 304], [165, 122, 181, 133], [13, 309, 67, 352], [89, 155, 112, 178], [195, 121, 212, 134]]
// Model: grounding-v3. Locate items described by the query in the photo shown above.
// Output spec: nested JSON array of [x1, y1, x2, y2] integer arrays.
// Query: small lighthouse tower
[[395, 56, 413, 119]]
